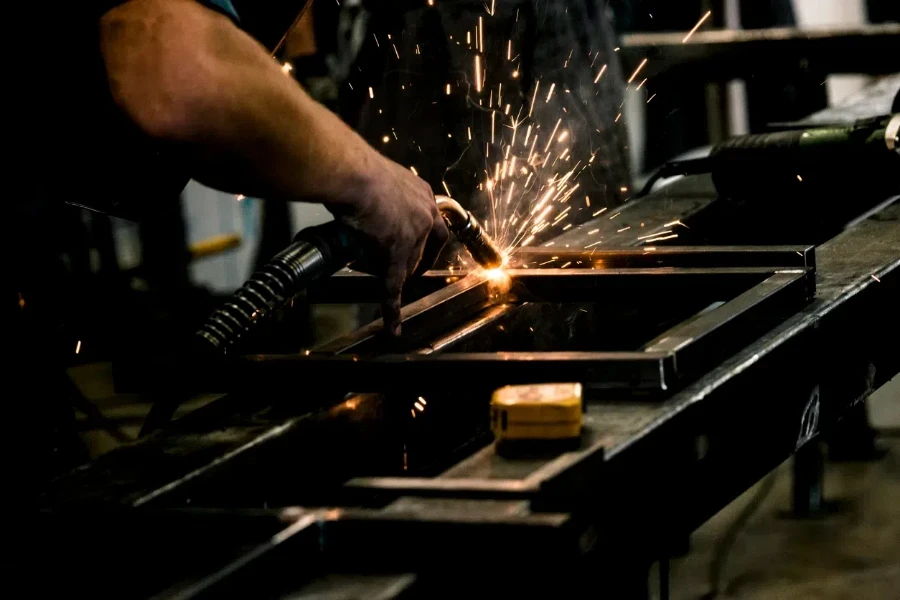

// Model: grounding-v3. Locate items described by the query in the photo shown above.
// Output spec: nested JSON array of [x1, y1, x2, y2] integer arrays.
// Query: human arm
[[99, 0, 448, 334]]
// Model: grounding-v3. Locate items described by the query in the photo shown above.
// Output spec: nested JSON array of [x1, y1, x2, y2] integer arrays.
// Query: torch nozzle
[[435, 196, 505, 269]]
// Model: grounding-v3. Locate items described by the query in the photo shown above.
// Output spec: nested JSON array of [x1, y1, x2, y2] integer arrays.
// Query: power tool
[[196, 196, 504, 353], [639, 114, 900, 198]]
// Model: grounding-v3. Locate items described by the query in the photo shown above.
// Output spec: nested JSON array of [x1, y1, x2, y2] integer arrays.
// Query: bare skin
[[99, 0, 448, 335]]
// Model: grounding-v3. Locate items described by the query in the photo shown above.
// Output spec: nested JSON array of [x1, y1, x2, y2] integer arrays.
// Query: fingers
[[382, 263, 406, 337]]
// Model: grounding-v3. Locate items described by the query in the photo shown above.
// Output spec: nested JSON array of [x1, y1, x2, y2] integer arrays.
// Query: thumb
[[382, 264, 406, 337]]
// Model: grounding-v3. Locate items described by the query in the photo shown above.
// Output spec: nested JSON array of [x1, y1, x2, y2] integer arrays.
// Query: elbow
[[99, 0, 218, 142]]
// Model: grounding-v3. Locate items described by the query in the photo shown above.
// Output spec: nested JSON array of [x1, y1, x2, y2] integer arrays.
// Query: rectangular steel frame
[[193, 246, 815, 400]]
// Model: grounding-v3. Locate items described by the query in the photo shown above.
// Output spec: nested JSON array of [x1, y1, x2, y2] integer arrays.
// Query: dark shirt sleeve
[[196, 0, 240, 24]]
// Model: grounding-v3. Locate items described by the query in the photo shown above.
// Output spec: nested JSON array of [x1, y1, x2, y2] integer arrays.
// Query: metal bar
[[313, 272, 494, 353], [642, 269, 815, 374], [621, 24, 900, 81], [213, 351, 676, 394], [505, 267, 776, 303], [306, 246, 814, 304], [416, 304, 516, 354], [510, 246, 815, 269]]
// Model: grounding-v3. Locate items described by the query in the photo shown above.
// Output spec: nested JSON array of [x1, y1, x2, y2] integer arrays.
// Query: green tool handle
[[709, 116, 899, 197]]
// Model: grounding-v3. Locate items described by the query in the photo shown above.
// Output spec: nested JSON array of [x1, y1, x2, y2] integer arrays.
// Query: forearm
[[100, 0, 380, 211]]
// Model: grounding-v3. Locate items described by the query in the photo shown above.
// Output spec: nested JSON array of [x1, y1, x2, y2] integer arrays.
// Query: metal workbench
[[41, 80, 899, 598]]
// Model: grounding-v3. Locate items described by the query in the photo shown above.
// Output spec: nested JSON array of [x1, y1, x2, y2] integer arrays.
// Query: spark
[[446, 83, 451, 95], [594, 64, 608, 83], [585, 240, 602, 248], [235, 194, 245, 201], [507, 40, 512, 60], [546, 82, 556, 103], [529, 81, 540, 116], [368, 86, 374, 99], [393, 44, 400, 59], [475, 55, 483, 93], [544, 118, 562, 152], [617, 226, 631, 233], [683, 10, 712, 43], [491, 111, 496, 144], [643, 234, 679, 243], [592, 208, 607, 217], [382, 135, 390, 143], [414, 401, 425, 411], [442, 181, 452, 196], [638, 230, 671, 240], [281, 62, 293, 74], [647, 93, 657, 103], [609, 212, 621, 219], [871, 274, 881, 283], [479, 16, 484, 50], [410, 166, 418, 176], [636, 78, 648, 90], [628, 58, 648, 83], [796, 174, 803, 181], [588, 229, 600, 235], [75, 340, 82, 354], [664, 220, 689, 228]]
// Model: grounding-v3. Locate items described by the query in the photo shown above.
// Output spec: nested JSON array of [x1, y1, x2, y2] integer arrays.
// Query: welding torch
[[638, 114, 900, 198], [195, 196, 503, 353]]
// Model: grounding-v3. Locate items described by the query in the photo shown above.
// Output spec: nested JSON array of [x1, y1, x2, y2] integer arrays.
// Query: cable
[[636, 157, 713, 198]]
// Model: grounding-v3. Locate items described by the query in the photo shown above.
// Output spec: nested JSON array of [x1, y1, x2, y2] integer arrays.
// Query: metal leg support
[[792, 441, 825, 517]]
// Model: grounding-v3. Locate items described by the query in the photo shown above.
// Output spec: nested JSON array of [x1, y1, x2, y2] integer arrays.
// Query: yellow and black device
[[490, 383, 583, 442]]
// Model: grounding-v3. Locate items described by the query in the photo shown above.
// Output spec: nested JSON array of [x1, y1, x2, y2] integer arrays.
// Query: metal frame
[[185, 247, 814, 399], [153, 200, 897, 600]]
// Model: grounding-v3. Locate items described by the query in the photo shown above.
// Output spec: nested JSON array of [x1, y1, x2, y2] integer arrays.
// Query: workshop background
[[50, 0, 898, 597]]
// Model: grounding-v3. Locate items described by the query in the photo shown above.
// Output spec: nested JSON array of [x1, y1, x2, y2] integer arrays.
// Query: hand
[[333, 155, 449, 336]]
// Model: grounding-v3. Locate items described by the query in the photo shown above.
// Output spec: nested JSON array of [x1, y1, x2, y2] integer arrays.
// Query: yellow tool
[[490, 383, 583, 442], [189, 233, 242, 261]]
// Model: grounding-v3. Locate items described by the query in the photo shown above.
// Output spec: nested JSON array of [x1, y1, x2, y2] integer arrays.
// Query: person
[[98, 0, 449, 334], [7, 0, 447, 492]]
